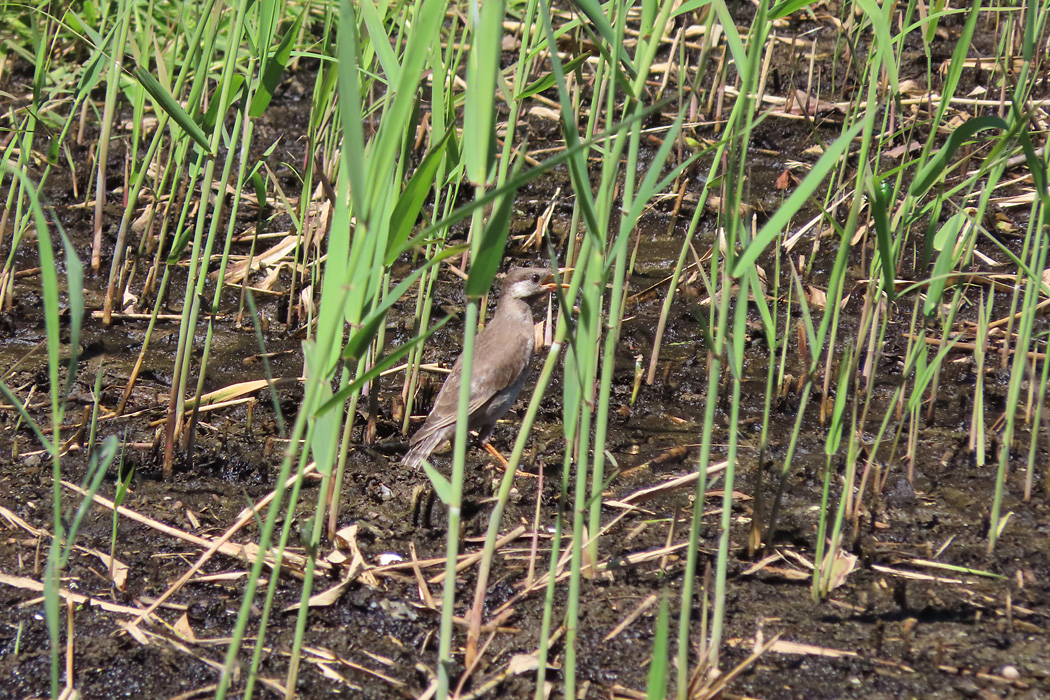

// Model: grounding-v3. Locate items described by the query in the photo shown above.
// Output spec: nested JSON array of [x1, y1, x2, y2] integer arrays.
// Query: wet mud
[[2, 11, 1050, 700]]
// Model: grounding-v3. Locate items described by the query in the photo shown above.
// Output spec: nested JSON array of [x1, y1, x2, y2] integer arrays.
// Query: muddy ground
[[2, 8, 1050, 700]]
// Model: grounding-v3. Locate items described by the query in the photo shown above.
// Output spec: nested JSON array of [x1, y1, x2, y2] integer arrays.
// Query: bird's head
[[502, 266, 569, 300]]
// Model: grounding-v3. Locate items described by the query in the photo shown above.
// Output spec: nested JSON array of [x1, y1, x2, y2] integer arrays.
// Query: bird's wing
[[466, 312, 533, 410], [414, 317, 532, 438]]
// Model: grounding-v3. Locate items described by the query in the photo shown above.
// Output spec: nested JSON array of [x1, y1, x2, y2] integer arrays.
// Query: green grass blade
[[343, 244, 468, 362], [59, 230, 84, 399], [853, 0, 900, 89], [0, 380, 53, 452], [320, 314, 452, 415], [131, 65, 212, 153], [869, 178, 896, 302], [925, 209, 969, 317], [645, 593, 670, 700], [358, 0, 402, 85], [566, 0, 637, 78], [770, 0, 817, 19], [910, 116, 1008, 197], [386, 127, 454, 261], [364, 0, 445, 209], [515, 54, 589, 99], [337, 0, 369, 222], [711, 0, 747, 72], [249, 8, 305, 117], [421, 460, 453, 503], [60, 436, 119, 566], [465, 184, 518, 298], [463, 0, 505, 184], [733, 121, 863, 276]]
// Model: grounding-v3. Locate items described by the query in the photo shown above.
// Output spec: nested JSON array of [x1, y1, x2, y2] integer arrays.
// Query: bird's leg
[[480, 430, 539, 479], [482, 441, 511, 469], [411, 483, 437, 528], [476, 424, 496, 446], [476, 424, 509, 466]]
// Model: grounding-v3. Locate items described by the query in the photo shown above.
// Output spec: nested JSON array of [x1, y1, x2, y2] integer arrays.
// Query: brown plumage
[[402, 267, 557, 469]]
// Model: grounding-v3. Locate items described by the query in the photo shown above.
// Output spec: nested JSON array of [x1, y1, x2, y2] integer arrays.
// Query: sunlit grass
[[0, 0, 1048, 697]]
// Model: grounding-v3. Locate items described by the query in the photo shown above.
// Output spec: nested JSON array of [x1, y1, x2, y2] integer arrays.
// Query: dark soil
[[2, 8, 1049, 700]]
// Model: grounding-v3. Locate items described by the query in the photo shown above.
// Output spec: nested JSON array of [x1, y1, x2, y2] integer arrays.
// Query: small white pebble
[[1000, 665, 1020, 680], [377, 553, 403, 565]]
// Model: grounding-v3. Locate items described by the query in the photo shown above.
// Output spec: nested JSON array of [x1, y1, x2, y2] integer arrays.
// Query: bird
[[402, 266, 560, 469]]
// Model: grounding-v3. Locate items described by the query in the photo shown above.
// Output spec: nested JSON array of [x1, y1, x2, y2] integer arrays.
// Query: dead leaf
[[57, 685, 81, 700], [824, 550, 857, 590], [807, 286, 827, 309], [883, 141, 921, 159], [219, 234, 299, 284], [88, 549, 130, 591], [529, 106, 561, 121], [850, 223, 868, 246], [581, 525, 596, 580], [508, 654, 542, 675], [120, 621, 151, 646], [174, 612, 197, 643], [131, 203, 155, 234], [769, 639, 857, 658], [897, 79, 926, 97], [741, 553, 782, 576], [766, 566, 811, 581], [784, 89, 840, 116], [333, 524, 378, 587], [284, 575, 355, 611]]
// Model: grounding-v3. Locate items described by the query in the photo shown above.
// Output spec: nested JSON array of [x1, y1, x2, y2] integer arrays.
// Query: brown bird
[[402, 267, 559, 469]]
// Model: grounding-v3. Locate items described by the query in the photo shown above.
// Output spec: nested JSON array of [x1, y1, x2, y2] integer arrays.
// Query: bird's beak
[[541, 267, 573, 291]]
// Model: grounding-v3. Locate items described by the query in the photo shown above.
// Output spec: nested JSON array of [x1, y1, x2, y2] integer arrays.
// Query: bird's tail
[[402, 429, 447, 469]]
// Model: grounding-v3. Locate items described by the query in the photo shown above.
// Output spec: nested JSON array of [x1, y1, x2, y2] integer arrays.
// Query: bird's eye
[[531, 274, 540, 283]]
